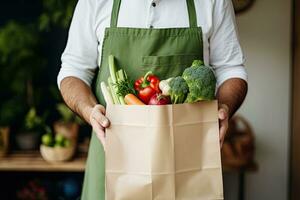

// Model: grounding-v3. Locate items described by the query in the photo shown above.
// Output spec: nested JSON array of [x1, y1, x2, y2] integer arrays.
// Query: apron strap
[[110, 0, 122, 28], [110, 0, 198, 28], [186, 0, 198, 28]]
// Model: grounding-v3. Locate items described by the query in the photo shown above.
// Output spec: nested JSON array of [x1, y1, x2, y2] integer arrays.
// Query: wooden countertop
[[0, 151, 87, 172]]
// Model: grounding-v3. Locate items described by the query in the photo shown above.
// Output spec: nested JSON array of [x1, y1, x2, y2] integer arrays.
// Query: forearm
[[60, 77, 98, 124], [216, 78, 248, 118]]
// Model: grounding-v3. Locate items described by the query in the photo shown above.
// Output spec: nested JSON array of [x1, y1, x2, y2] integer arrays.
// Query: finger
[[91, 118, 106, 149], [92, 110, 110, 128], [95, 104, 106, 114], [219, 120, 228, 148], [218, 108, 228, 120], [219, 125, 226, 146]]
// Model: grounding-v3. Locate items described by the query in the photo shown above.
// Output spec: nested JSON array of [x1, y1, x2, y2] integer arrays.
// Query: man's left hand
[[218, 104, 229, 148]]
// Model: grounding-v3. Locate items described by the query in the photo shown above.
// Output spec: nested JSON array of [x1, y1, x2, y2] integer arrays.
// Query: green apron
[[81, 0, 204, 199]]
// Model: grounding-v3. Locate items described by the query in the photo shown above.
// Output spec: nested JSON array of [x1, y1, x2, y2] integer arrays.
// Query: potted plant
[[0, 22, 47, 151], [53, 103, 83, 145], [0, 2, 79, 153], [0, 99, 23, 156], [15, 108, 46, 150]]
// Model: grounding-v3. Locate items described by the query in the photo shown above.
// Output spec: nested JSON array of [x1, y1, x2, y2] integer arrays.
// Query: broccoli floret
[[182, 60, 216, 103], [169, 76, 189, 104]]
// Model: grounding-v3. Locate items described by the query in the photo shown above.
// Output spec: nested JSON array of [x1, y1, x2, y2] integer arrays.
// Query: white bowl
[[40, 145, 75, 162]]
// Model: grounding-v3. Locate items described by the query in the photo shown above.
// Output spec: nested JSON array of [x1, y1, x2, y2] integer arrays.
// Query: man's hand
[[216, 78, 248, 148], [60, 77, 111, 149], [89, 105, 110, 149], [218, 104, 229, 148]]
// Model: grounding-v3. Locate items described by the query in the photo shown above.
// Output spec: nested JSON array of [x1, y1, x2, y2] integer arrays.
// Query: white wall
[[224, 0, 292, 199]]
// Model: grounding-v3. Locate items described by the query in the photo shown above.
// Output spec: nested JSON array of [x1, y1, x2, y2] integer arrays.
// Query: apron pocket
[[141, 54, 201, 79]]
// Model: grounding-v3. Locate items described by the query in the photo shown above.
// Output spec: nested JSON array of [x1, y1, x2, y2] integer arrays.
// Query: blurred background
[[0, 0, 298, 199]]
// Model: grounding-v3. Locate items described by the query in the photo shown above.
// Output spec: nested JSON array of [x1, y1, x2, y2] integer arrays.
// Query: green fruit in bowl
[[64, 139, 71, 148], [55, 134, 65, 146], [42, 134, 53, 146], [54, 143, 64, 148]]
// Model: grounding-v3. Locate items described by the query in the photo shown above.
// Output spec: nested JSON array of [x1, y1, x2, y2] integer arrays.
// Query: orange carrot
[[124, 94, 145, 105]]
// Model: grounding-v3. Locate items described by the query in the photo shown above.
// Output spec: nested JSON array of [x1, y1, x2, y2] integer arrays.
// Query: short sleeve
[[209, 0, 247, 86], [57, 0, 98, 88]]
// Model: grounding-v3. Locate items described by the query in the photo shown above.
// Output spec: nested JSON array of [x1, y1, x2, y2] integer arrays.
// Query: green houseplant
[[53, 103, 83, 145], [0, 22, 45, 103], [15, 108, 46, 150], [39, 0, 77, 31], [0, 21, 47, 150], [0, 0, 78, 151]]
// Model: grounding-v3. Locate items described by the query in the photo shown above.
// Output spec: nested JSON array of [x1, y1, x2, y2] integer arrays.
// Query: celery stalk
[[119, 96, 125, 105], [108, 55, 125, 104], [101, 82, 114, 105], [108, 77, 119, 104], [108, 55, 118, 84], [117, 70, 126, 105], [117, 69, 125, 81]]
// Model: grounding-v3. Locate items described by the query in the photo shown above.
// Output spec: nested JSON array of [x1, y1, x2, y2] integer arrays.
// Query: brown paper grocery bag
[[105, 101, 223, 200]]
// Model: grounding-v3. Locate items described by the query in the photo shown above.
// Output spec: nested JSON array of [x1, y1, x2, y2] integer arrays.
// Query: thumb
[[219, 109, 227, 120], [218, 104, 229, 120]]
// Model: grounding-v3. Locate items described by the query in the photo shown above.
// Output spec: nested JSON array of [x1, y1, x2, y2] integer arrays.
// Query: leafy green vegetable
[[182, 60, 216, 102], [107, 55, 134, 105], [169, 77, 189, 104], [115, 79, 136, 97], [115, 69, 126, 104], [108, 55, 122, 104]]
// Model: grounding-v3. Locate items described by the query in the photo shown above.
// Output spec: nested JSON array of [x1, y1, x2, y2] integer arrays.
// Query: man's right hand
[[60, 77, 111, 150], [89, 104, 110, 149]]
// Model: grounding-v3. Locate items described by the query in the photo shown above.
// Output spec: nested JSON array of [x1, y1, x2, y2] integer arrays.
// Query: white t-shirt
[[58, 0, 247, 88]]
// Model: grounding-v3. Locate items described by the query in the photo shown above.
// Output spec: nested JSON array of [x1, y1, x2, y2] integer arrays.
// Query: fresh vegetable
[[109, 55, 118, 84], [182, 60, 216, 102], [115, 69, 126, 104], [114, 79, 136, 98], [108, 55, 125, 104], [124, 94, 145, 105], [101, 82, 114, 105], [108, 77, 120, 104], [104, 55, 141, 105], [136, 86, 156, 104], [159, 78, 173, 96], [134, 71, 161, 104], [148, 93, 170, 105], [169, 77, 189, 104]]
